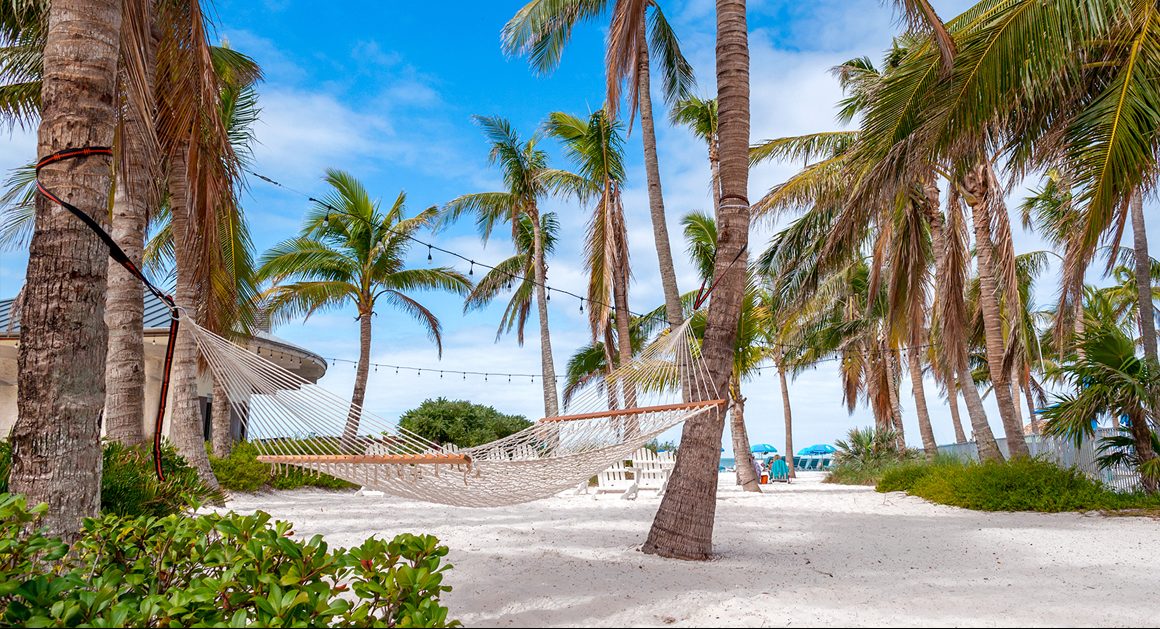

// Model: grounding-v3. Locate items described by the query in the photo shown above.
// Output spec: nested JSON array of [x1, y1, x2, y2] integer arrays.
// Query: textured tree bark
[[637, 21, 682, 331], [961, 164, 1029, 458], [168, 142, 219, 488], [1130, 191, 1157, 363], [530, 210, 560, 416], [103, 46, 156, 445], [642, 0, 748, 560], [611, 198, 637, 414], [211, 376, 233, 457], [1023, 379, 1038, 435], [947, 384, 968, 444], [907, 347, 939, 458], [729, 384, 761, 491], [11, 0, 122, 540], [885, 349, 907, 449], [777, 361, 795, 478], [1128, 190, 1157, 491], [343, 311, 373, 441]]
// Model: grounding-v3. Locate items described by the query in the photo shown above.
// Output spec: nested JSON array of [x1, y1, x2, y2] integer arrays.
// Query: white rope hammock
[[187, 318, 721, 507]]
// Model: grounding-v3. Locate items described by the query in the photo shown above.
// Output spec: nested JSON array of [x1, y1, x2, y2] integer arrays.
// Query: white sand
[[224, 473, 1159, 627]]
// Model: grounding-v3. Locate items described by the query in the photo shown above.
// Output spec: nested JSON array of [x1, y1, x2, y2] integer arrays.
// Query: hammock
[[188, 318, 721, 507]]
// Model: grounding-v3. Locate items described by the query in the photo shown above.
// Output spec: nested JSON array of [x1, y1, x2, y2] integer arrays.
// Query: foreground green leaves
[[0, 494, 458, 627]]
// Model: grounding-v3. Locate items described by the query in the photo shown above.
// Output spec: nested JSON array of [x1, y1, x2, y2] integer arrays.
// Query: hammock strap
[[36, 146, 179, 480]]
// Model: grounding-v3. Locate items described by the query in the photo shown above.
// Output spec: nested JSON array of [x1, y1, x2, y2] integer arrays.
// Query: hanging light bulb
[[469, 261, 474, 276], [323, 213, 331, 227], [427, 245, 433, 262], [579, 298, 584, 313], [546, 288, 550, 301], [440, 371, 443, 379]]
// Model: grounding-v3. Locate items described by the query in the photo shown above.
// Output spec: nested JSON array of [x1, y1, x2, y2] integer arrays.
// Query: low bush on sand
[[877, 457, 1160, 513]]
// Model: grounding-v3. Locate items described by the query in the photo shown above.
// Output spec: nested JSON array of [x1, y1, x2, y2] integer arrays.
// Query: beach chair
[[768, 457, 790, 482], [594, 460, 639, 500], [632, 448, 670, 493]]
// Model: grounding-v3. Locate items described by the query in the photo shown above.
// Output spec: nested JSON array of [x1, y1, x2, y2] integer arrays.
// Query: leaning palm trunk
[[211, 377, 233, 457], [1023, 378, 1038, 434], [885, 348, 907, 450], [168, 142, 219, 488], [643, 0, 749, 560], [777, 360, 796, 478], [961, 163, 1029, 458], [637, 21, 682, 332], [530, 210, 560, 416], [907, 347, 938, 458], [343, 312, 373, 441], [947, 383, 967, 444], [925, 181, 1002, 460], [729, 383, 761, 492], [10, 0, 122, 540]]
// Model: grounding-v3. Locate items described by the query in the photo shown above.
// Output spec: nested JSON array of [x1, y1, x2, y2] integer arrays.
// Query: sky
[[1, 0, 1157, 456]]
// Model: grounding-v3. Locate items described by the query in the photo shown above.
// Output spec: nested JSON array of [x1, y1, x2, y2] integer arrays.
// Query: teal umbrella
[[798, 444, 836, 455], [750, 443, 778, 454]]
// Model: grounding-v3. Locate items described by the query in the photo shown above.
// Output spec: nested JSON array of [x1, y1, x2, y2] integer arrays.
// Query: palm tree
[[444, 115, 578, 417], [259, 170, 470, 441], [502, 0, 694, 331], [463, 212, 558, 346], [683, 210, 762, 491], [643, 0, 751, 561], [7, 0, 125, 539], [670, 96, 719, 210], [1041, 305, 1159, 494], [543, 109, 636, 408]]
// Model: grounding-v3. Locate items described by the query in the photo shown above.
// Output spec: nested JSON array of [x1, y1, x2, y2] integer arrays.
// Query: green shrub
[[0, 441, 219, 517], [210, 441, 358, 492], [876, 457, 1160, 512], [826, 426, 920, 485], [398, 398, 531, 448], [0, 493, 459, 627]]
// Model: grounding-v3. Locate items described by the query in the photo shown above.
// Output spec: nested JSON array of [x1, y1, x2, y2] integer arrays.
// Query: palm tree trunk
[[1130, 190, 1157, 363], [169, 142, 219, 488], [104, 75, 155, 445], [211, 376, 233, 457], [729, 381, 761, 491], [637, 20, 682, 330], [777, 360, 795, 478], [947, 383, 968, 444], [957, 360, 1003, 461], [530, 209, 560, 416], [344, 311, 373, 441], [1023, 379, 1038, 434], [907, 347, 938, 458], [10, 0, 121, 540], [962, 163, 1029, 458], [643, 0, 749, 561], [611, 200, 637, 415], [1128, 189, 1157, 489], [709, 142, 722, 212], [885, 348, 907, 449]]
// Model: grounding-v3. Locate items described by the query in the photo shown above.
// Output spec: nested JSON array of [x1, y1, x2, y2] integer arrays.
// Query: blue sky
[[2, 0, 1157, 455]]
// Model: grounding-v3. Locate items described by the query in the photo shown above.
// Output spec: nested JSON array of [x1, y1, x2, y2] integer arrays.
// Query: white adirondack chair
[[632, 448, 670, 493], [594, 460, 639, 500]]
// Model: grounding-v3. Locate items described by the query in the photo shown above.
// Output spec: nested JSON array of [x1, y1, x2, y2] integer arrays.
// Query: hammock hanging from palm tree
[[187, 317, 721, 507]]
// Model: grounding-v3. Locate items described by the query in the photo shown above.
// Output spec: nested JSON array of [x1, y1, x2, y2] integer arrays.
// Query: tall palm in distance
[[502, 0, 694, 331], [443, 115, 581, 417], [543, 109, 636, 408], [259, 170, 470, 441], [670, 96, 719, 210]]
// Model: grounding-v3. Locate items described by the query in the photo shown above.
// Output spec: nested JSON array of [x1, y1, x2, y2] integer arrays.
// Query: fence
[[937, 428, 1142, 493]]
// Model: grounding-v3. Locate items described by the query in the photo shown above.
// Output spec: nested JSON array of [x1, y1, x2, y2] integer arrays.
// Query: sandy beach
[[224, 473, 1159, 627]]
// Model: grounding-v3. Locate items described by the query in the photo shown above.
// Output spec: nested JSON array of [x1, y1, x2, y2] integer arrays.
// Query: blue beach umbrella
[[798, 444, 836, 455], [750, 443, 778, 454]]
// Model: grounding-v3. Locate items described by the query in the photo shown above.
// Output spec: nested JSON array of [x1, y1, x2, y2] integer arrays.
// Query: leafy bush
[[398, 398, 531, 448], [876, 457, 1160, 512], [826, 426, 918, 485], [210, 441, 358, 492], [102, 441, 223, 516], [0, 493, 459, 627], [0, 441, 219, 516]]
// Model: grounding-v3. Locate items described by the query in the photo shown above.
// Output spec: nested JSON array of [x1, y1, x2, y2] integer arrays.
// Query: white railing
[[937, 428, 1141, 493]]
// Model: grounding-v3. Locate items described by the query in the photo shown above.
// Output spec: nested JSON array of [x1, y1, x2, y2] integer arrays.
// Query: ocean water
[[719, 457, 735, 471]]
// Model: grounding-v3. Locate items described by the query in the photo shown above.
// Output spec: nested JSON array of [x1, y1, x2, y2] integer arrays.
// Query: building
[[0, 292, 327, 442]]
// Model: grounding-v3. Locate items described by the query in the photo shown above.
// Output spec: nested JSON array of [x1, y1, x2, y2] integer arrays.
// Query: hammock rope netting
[[188, 317, 722, 507]]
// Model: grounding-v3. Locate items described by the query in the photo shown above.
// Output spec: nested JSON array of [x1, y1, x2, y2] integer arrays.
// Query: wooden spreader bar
[[538, 398, 727, 423], [256, 453, 472, 465]]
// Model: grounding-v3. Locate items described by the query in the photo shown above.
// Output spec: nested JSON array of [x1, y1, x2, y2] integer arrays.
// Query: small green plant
[[0, 493, 459, 627], [210, 441, 358, 492], [826, 426, 919, 485]]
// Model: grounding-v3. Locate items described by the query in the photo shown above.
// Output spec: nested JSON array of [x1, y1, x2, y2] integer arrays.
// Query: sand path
[[224, 473, 1159, 627]]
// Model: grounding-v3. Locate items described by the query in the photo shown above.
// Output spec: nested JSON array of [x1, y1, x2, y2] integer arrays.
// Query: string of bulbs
[[248, 169, 945, 360]]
